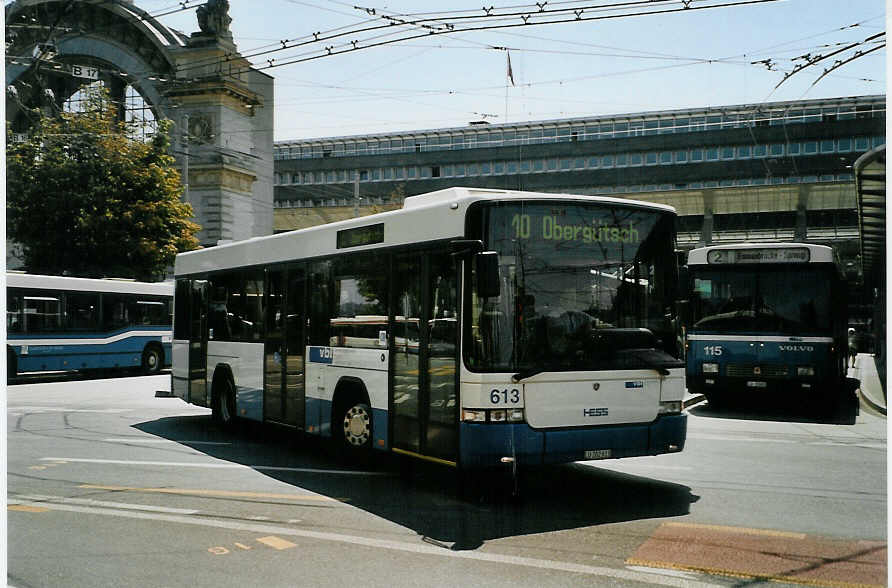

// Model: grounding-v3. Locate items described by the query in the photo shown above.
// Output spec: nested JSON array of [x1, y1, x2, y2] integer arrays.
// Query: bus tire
[[213, 375, 237, 429], [141, 344, 163, 375], [334, 391, 373, 455], [7, 348, 17, 381]]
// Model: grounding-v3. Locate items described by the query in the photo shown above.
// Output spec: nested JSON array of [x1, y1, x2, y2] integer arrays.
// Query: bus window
[[24, 291, 62, 332], [330, 254, 388, 348], [7, 289, 23, 333], [66, 292, 99, 331]]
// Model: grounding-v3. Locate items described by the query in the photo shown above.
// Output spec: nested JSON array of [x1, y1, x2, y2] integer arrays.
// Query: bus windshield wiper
[[512, 367, 546, 382], [623, 348, 684, 376]]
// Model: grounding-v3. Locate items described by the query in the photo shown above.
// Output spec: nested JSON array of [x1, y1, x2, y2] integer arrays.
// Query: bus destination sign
[[337, 223, 384, 249], [707, 247, 810, 265]]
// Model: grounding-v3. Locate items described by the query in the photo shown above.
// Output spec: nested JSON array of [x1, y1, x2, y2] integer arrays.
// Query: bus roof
[[175, 187, 676, 276], [6, 272, 174, 296], [686, 242, 835, 266]]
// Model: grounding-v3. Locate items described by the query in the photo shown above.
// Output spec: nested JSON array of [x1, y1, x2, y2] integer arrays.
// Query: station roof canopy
[[854, 144, 886, 284]]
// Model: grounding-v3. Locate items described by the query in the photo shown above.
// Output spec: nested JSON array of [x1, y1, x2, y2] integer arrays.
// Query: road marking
[[234, 543, 252, 550], [15, 494, 199, 515], [46, 457, 389, 476], [103, 438, 232, 446], [10, 407, 132, 413], [257, 536, 297, 550], [8, 505, 50, 513], [626, 557, 884, 588], [7, 495, 721, 588], [663, 522, 807, 540], [78, 485, 340, 502]]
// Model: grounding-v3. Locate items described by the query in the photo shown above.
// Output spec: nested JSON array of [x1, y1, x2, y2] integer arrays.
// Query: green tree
[[7, 88, 200, 281]]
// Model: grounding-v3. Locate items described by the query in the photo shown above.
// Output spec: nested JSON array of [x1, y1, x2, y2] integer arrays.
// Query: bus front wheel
[[336, 399, 373, 454]]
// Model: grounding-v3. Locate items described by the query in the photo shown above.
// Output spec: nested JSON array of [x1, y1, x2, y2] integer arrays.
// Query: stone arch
[[6, 0, 184, 128], [5, 0, 274, 248]]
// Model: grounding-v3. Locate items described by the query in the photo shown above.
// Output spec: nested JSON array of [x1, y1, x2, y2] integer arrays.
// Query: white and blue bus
[[684, 243, 849, 411], [6, 273, 173, 378], [172, 187, 687, 469]]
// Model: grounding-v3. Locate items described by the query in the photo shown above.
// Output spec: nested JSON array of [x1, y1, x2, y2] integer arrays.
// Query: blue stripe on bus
[[458, 414, 687, 468], [9, 330, 170, 373]]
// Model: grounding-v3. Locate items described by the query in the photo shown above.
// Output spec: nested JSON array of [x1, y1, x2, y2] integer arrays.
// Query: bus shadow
[[135, 416, 697, 550], [689, 396, 859, 425], [9, 369, 170, 385]]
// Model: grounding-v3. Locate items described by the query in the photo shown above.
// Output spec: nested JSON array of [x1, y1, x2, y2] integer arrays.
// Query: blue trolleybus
[[684, 243, 849, 411], [6, 273, 173, 378], [171, 187, 687, 469]]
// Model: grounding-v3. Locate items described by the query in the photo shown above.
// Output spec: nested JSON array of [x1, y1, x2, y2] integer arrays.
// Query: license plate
[[747, 381, 768, 388], [584, 449, 612, 460]]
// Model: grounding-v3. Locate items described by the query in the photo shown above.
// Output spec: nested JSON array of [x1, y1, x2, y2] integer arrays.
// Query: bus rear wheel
[[7, 348, 17, 381], [213, 377, 237, 428], [141, 345, 163, 375]]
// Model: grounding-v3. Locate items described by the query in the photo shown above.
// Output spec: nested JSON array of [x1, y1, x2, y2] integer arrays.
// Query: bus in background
[[684, 243, 849, 412], [6, 273, 173, 379], [172, 187, 686, 469]]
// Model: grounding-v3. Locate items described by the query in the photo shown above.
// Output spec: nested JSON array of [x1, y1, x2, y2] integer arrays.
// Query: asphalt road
[[6, 374, 887, 587]]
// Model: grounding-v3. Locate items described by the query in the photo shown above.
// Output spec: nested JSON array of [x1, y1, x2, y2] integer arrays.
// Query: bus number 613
[[491, 388, 521, 404]]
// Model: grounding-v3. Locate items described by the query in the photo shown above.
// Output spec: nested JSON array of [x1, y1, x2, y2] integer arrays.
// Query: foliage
[[6, 88, 200, 281]]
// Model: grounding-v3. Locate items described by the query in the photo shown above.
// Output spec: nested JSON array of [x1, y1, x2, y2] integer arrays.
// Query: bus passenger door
[[264, 269, 286, 422], [392, 254, 424, 454], [189, 280, 208, 405], [391, 253, 458, 463], [284, 267, 306, 428]]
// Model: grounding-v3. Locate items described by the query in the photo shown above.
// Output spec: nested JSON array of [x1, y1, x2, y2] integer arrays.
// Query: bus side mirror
[[676, 300, 690, 326], [476, 251, 501, 298], [449, 239, 484, 257], [677, 265, 690, 298]]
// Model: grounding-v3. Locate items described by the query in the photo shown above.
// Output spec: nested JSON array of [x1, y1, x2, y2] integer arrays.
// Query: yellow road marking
[[234, 543, 252, 550], [626, 558, 884, 588], [391, 447, 457, 467], [8, 505, 50, 513], [662, 521, 807, 539], [78, 484, 342, 502], [257, 536, 297, 550]]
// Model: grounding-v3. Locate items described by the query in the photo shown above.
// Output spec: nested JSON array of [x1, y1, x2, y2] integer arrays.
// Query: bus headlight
[[658, 400, 683, 414], [462, 409, 487, 422], [702, 362, 719, 374], [461, 408, 525, 423], [797, 366, 815, 376]]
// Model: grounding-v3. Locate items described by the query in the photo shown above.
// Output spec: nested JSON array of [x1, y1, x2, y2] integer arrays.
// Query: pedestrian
[[848, 327, 858, 368]]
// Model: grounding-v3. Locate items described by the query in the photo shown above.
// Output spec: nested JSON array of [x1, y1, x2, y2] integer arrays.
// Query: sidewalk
[[851, 353, 887, 416]]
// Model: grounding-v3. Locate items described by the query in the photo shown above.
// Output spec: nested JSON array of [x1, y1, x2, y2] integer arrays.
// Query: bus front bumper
[[458, 413, 687, 469]]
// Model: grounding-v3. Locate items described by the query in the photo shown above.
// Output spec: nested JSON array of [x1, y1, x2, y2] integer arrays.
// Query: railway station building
[[273, 94, 883, 261]]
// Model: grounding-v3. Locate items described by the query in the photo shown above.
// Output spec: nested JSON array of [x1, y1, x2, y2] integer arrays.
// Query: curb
[[683, 394, 706, 410], [858, 388, 887, 416]]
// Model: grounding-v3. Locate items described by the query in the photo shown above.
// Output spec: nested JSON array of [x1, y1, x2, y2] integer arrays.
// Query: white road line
[[103, 438, 232, 446], [7, 496, 721, 588], [42, 457, 390, 476], [12, 495, 199, 515], [10, 407, 133, 413]]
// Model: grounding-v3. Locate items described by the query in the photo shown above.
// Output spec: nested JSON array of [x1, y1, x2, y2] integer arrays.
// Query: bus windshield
[[689, 266, 832, 335], [466, 202, 679, 373]]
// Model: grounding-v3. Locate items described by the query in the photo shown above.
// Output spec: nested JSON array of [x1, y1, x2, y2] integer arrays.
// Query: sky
[[140, 0, 886, 141]]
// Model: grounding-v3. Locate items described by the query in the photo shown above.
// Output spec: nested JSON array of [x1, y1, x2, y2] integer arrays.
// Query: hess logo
[[584, 407, 609, 417]]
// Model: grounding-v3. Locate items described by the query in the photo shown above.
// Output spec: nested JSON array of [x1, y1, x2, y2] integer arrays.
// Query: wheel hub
[[343, 406, 370, 445]]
